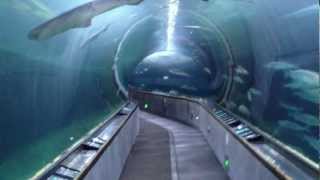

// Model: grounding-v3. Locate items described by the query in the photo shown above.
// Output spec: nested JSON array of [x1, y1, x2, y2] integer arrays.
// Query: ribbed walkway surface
[[120, 111, 229, 180]]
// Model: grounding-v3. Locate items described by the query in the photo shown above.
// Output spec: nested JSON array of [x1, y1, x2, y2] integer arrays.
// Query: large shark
[[28, 0, 143, 40]]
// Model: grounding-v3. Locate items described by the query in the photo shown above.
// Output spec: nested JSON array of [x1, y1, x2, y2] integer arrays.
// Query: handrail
[[129, 88, 319, 178], [31, 102, 137, 180], [76, 104, 137, 179]]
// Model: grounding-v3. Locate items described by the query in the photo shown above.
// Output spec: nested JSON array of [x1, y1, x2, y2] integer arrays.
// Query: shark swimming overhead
[[81, 24, 111, 48], [28, 0, 143, 40]]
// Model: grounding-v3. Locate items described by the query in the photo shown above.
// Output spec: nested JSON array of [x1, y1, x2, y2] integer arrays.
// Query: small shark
[[182, 25, 212, 32], [80, 24, 111, 48], [28, 0, 143, 40], [169, 69, 191, 77]]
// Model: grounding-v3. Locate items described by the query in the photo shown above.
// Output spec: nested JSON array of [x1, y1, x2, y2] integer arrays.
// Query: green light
[[144, 103, 149, 109], [224, 159, 230, 170]]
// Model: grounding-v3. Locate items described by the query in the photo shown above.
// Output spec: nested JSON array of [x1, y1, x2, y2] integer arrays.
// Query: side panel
[[84, 110, 140, 180]]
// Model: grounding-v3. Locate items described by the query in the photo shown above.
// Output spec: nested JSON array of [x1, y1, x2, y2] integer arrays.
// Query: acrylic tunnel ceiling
[[0, 0, 319, 179]]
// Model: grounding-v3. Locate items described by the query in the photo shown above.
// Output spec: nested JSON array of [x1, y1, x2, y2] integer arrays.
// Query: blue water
[[0, 0, 318, 179]]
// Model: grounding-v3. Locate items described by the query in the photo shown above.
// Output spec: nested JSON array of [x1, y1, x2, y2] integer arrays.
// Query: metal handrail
[[32, 102, 137, 180]]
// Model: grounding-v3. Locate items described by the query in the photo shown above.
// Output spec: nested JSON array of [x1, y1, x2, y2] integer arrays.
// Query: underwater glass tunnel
[[0, 0, 319, 179]]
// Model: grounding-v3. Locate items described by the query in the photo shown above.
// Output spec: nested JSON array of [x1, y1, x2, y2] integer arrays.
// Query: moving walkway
[[34, 89, 318, 180]]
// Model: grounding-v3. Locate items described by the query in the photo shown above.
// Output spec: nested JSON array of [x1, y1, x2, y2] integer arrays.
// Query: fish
[[235, 65, 249, 75], [28, 0, 143, 40], [203, 67, 212, 75], [182, 25, 213, 33], [222, 74, 228, 80], [3, 0, 53, 19], [247, 91, 252, 102], [29, 0, 53, 18], [183, 25, 202, 29], [289, 112, 319, 126], [163, 75, 169, 80], [280, 103, 303, 112], [285, 69, 319, 89], [169, 69, 190, 77], [181, 85, 197, 91], [285, 69, 319, 104], [80, 24, 110, 48], [278, 120, 305, 131], [169, 90, 179, 95], [293, 88, 319, 104], [304, 136, 320, 151], [284, 5, 318, 19], [226, 101, 237, 109], [265, 61, 297, 71], [249, 88, 262, 96], [233, 76, 244, 84], [247, 88, 262, 101], [238, 104, 250, 116]]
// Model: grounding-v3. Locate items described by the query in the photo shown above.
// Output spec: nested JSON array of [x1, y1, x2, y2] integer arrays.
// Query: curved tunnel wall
[[0, 0, 318, 179], [111, 0, 319, 164], [114, 9, 234, 99]]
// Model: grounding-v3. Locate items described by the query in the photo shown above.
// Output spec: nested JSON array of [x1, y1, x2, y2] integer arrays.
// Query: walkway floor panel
[[120, 111, 229, 180]]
